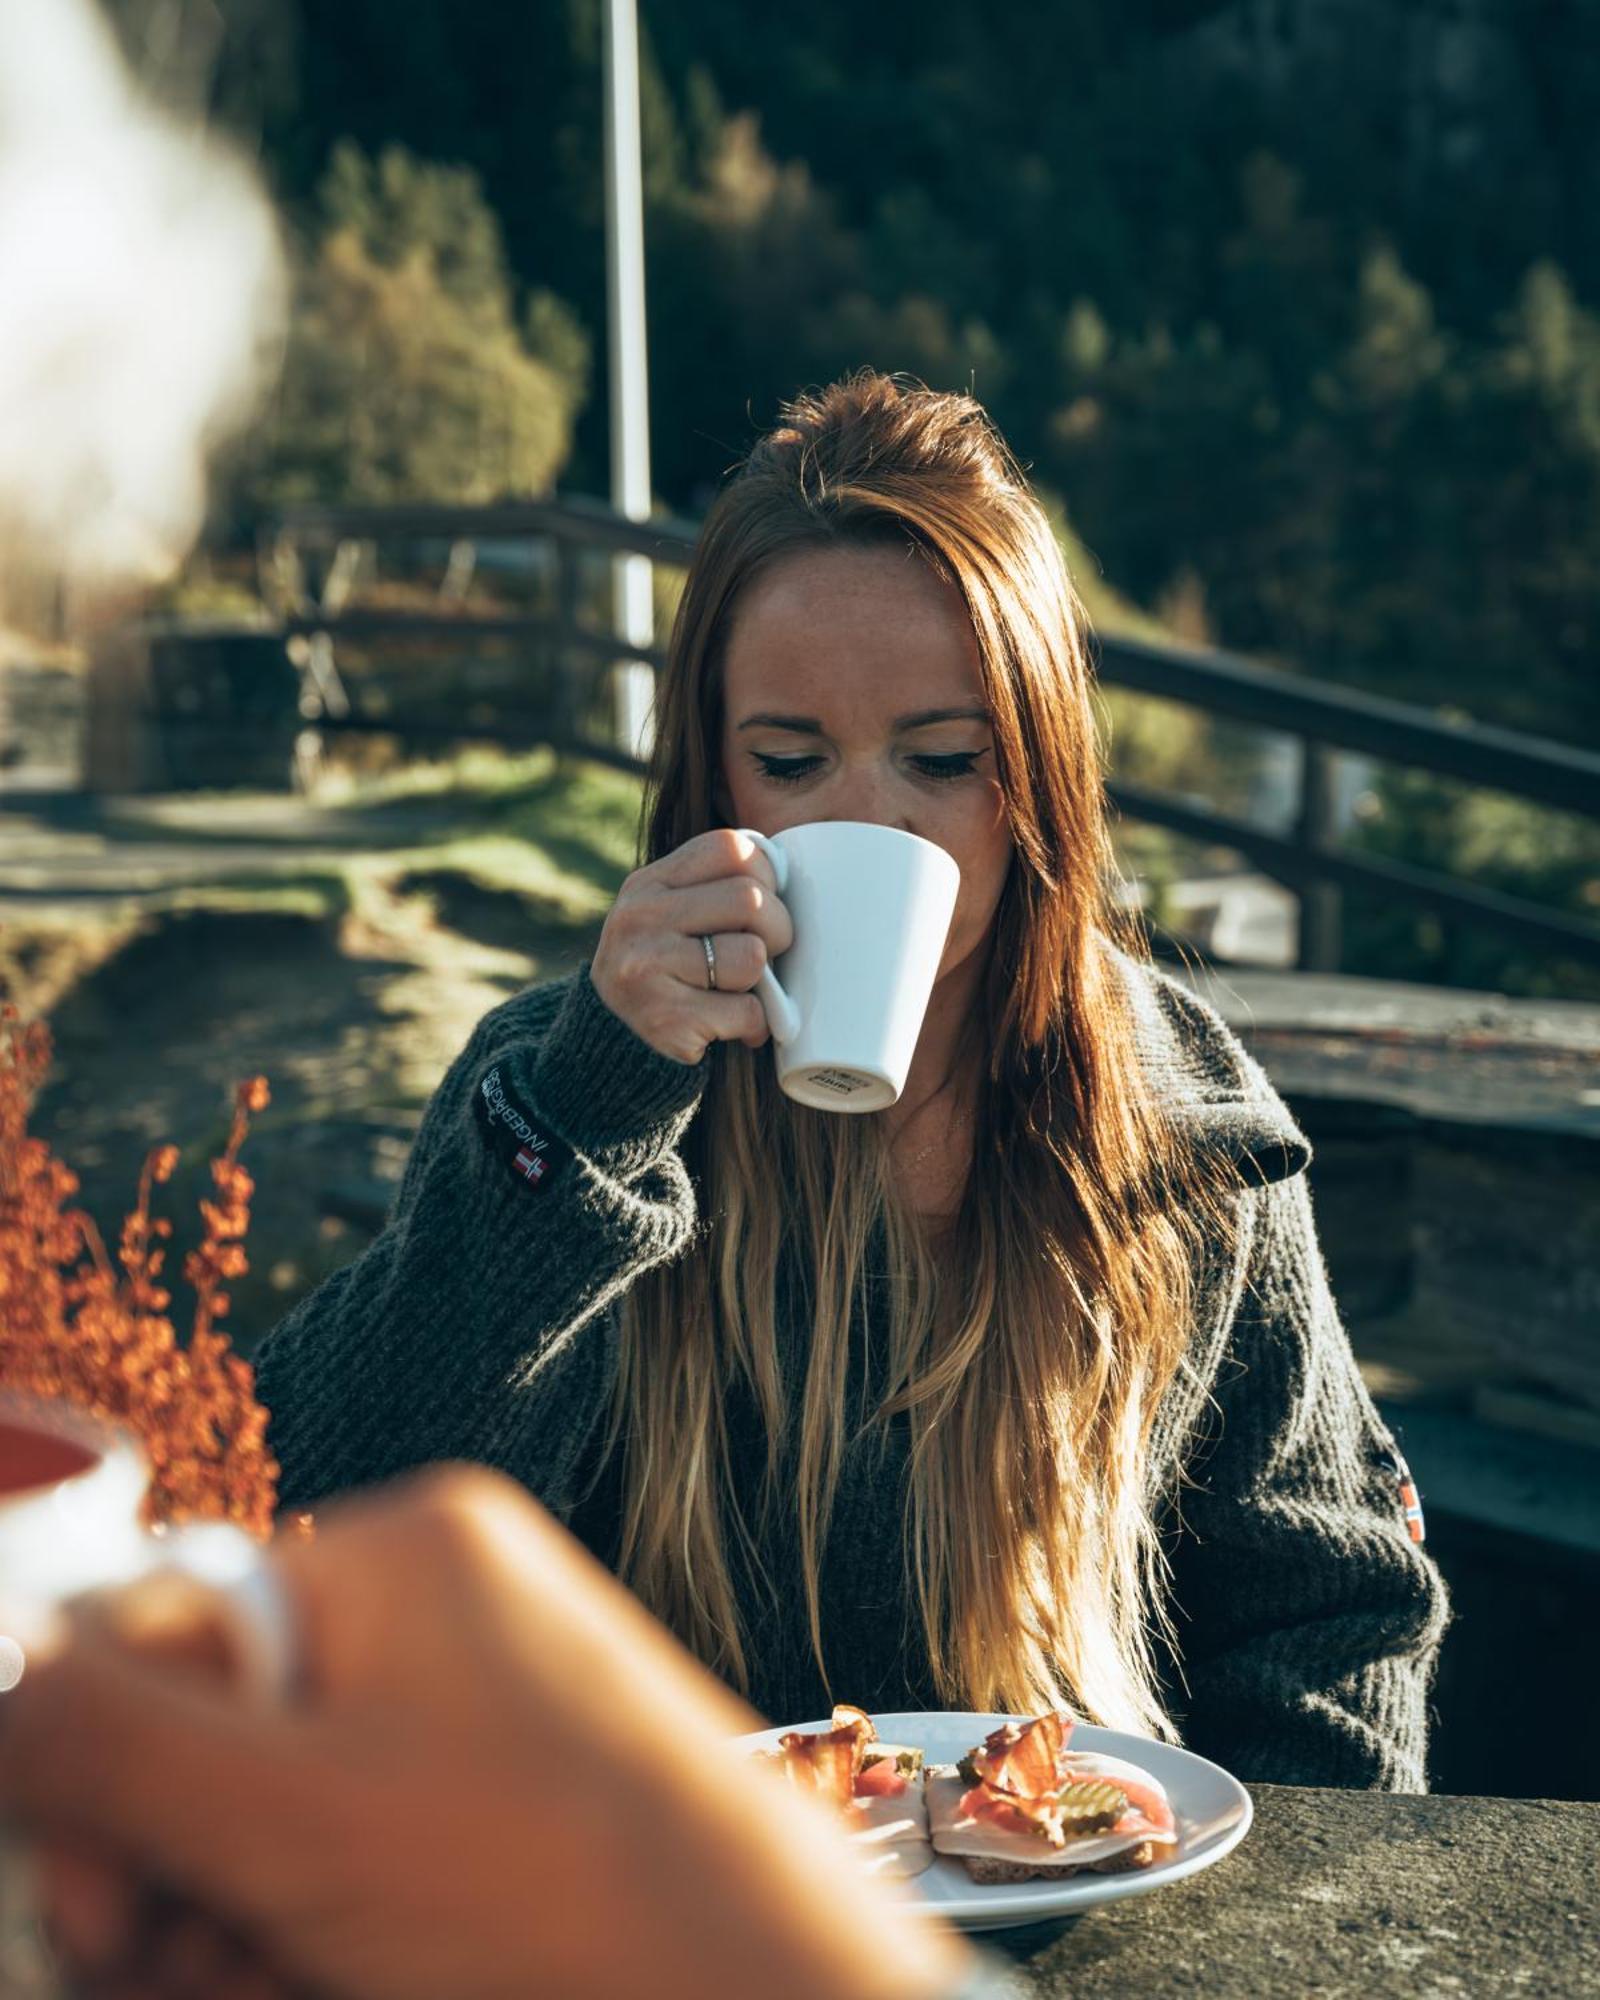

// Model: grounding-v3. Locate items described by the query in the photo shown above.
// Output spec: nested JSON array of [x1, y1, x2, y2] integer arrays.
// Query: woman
[[256, 372, 1448, 1787]]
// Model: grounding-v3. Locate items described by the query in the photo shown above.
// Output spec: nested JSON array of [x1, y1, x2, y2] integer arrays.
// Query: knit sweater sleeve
[[253, 969, 704, 1511], [1163, 1173, 1452, 1792]]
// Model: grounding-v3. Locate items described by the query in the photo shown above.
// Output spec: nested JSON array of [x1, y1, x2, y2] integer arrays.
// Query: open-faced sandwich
[[761, 1704, 935, 1879], [924, 1711, 1179, 1883]]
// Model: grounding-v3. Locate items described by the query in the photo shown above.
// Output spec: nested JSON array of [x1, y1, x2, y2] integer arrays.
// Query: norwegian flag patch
[[1381, 1445, 1426, 1545], [474, 1065, 572, 1193]]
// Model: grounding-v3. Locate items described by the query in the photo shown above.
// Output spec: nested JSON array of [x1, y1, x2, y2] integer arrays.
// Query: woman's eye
[[910, 752, 983, 782], [753, 753, 824, 784]]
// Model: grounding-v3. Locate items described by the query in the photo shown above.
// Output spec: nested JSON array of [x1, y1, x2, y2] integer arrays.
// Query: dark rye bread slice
[[960, 1839, 1158, 1885]]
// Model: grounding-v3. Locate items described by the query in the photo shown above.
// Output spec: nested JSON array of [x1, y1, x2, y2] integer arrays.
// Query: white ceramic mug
[[0, 1396, 293, 1996], [0, 1396, 290, 1689], [737, 821, 960, 1113]]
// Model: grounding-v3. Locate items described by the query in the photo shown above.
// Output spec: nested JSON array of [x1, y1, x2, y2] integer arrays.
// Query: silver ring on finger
[[700, 933, 719, 991]]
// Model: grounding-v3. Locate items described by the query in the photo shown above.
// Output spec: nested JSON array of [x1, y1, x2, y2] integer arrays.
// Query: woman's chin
[[933, 933, 986, 993]]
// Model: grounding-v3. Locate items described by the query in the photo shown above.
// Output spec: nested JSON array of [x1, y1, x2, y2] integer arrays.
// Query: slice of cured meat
[[773, 1721, 860, 1808], [968, 1711, 1076, 1799], [763, 1708, 935, 1879], [928, 1728, 1180, 1878]]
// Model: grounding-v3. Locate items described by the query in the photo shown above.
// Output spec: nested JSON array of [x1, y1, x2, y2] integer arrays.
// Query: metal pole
[[1296, 736, 1344, 973], [602, 0, 655, 761]]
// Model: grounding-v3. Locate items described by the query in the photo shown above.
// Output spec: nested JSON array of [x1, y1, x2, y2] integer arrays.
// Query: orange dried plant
[[0, 1007, 279, 1536]]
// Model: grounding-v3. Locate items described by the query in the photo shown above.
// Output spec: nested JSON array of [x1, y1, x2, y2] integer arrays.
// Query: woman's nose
[[823, 764, 911, 831]]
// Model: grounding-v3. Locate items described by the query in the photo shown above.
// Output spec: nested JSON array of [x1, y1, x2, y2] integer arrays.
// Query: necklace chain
[[899, 1104, 972, 1175]]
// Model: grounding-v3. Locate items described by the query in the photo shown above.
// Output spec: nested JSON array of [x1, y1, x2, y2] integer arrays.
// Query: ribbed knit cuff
[[519, 963, 707, 1152]]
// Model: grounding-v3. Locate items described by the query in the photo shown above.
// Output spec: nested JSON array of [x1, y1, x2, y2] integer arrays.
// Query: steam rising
[[0, 0, 286, 592]]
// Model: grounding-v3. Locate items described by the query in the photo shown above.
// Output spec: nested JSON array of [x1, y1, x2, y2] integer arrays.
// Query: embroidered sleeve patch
[[474, 1065, 573, 1191], [1380, 1446, 1426, 1545]]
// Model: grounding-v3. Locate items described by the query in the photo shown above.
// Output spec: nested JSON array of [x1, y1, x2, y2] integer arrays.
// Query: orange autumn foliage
[[0, 1008, 279, 1536]]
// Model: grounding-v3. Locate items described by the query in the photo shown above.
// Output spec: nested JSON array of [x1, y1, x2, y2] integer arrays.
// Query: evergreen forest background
[[109, 0, 1600, 993]]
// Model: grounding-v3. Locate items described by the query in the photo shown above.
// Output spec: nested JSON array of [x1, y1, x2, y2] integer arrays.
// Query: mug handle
[[152, 1523, 297, 1700], [734, 830, 801, 1046], [62, 1524, 298, 1704]]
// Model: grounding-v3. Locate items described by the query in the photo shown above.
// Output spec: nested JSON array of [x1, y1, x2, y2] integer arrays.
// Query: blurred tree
[[1050, 305, 1334, 663], [122, 0, 1600, 992], [808, 297, 1009, 408], [646, 110, 860, 497], [274, 0, 689, 489], [1456, 262, 1600, 739], [130, 0, 1600, 765], [1304, 241, 1456, 690], [1308, 253, 1600, 742], [317, 143, 510, 311], [240, 146, 586, 504]]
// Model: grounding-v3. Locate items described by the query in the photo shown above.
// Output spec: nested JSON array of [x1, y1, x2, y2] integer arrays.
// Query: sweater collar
[[1117, 951, 1312, 1188]]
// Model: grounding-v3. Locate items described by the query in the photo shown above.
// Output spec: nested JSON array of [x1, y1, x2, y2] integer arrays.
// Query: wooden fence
[[264, 498, 1600, 976]]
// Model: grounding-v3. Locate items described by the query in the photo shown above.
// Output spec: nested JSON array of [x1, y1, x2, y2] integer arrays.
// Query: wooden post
[[1297, 737, 1343, 972], [82, 621, 155, 792], [552, 540, 583, 753]]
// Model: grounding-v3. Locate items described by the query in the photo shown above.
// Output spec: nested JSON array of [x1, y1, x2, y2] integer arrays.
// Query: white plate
[[736, 1710, 1253, 1932]]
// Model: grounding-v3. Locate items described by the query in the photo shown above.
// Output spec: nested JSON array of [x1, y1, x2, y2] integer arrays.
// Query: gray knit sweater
[[255, 960, 1450, 1789]]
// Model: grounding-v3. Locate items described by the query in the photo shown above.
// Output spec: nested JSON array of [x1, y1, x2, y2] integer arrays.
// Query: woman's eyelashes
[[751, 752, 824, 784], [751, 750, 988, 785], [910, 752, 986, 782]]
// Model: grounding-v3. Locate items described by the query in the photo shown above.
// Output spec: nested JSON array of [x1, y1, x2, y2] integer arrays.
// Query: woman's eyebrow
[[734, 705, 991, 734], [735, 712, 823, 734], [893, 706, 990, 730]]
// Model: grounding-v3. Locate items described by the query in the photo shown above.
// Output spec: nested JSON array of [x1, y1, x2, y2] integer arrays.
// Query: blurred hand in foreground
[[0, 1466, 971, 2000]]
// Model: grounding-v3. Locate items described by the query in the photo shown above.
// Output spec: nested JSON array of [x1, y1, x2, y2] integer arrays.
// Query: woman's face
[[717, 543, 1014, 986]]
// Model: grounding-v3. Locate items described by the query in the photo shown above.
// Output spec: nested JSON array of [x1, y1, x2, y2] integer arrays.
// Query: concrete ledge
[[996, 1784, 1596, 1998], [1179, 965, 1600, 1137], [1176, 967, 1600, 1418], [1183, 967, 1600, 1048]]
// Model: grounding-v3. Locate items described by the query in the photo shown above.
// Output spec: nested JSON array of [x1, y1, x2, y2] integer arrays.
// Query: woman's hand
[[591, 828, 793, 1064], [0, 1468, 970, 2000]]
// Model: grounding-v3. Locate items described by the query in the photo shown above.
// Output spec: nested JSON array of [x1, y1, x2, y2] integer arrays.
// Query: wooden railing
[[264, 498, 1600, 975], [1094, 633, 1600, 972]]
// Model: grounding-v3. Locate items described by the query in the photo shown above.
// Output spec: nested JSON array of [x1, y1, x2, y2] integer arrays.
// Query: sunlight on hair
[[614, 373, 1233, 1737], [0, 0, 284, 606]]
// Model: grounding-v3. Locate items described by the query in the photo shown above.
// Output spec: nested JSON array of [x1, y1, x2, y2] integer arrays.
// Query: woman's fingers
[[0, 1638, 310, 1926], [596, 887, 787, 1063], [703, 990, 773, 1050], [593, 829, 794, 1061], [34, 1838, 141, 1977], [683, 929, 770, 995], [648, 827, 779, 893], [623, 988, 768, 1063], [38, 1848, 302, 2000], [632, 873, 793, 960]]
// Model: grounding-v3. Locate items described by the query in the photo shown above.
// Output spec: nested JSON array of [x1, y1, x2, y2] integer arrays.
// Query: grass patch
[[393, 867, 602, 957], [150, 875, 353, 923], [320, 748, 643, 896]]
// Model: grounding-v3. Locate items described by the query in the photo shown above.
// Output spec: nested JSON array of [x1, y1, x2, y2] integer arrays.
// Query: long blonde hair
[[613, 372, 1212, 1735]]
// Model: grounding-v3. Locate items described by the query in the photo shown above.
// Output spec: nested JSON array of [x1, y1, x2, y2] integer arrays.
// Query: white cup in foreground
[[0, 1396, 295, 1997], [0, 1394, 292, 1691], [738, 821, 960, 1113]]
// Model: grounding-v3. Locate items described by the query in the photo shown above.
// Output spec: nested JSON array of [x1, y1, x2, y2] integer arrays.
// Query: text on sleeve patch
[[474, 1065, 573, 1192]]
